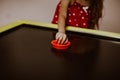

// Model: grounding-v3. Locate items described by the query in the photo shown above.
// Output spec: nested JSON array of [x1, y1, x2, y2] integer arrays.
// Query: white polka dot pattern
[[52, 1, 90, 28]]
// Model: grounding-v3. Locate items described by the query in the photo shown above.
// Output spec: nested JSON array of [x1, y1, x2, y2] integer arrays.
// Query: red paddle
[[51, 40, 71, 49]]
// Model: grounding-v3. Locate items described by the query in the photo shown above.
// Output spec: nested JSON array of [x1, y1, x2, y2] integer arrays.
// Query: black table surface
[[0, 24, 120, 80]]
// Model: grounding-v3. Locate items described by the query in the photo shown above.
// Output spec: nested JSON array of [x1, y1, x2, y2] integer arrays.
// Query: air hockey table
[[0, 20, 120, 80]]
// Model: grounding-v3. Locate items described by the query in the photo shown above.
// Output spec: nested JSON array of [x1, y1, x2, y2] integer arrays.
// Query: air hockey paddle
[[51, 40, 71, 49]]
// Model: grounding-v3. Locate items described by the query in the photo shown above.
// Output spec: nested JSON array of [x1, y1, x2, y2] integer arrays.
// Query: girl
[[52, 0, 104, 44]]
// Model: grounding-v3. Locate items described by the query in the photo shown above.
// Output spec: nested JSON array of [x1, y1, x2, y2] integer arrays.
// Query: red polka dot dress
[[52, 0, 91, 28]]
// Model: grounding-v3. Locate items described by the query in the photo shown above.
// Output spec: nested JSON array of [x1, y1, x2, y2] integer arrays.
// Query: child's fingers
[[61, 35, 67, 44], [64, 38, 68, 44], [55, 32, 61, 40], [57, 35, 63, 44], [55, 32, 68, 44]]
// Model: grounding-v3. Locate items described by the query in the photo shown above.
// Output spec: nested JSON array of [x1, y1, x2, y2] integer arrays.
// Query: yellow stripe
[[0, 21, 22, 33], [0, 20, 120, 40], [67, 27, 120, 39], [21, 20, 120, 39], [20, 20, 57, 29]]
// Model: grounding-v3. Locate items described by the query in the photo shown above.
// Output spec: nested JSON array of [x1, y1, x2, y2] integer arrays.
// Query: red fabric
[[52, 1, 91, 28]]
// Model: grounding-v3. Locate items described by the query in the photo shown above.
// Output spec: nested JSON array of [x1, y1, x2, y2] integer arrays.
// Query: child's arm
[[94, 25, 99, 30], [56, 0, 70, 44], [94, 24, 99, 30]]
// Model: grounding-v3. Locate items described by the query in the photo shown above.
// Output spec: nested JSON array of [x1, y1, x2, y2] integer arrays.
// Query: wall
[[101, 0, 120, 33], [0, 0, 58, 25], [0, 0, 120, 33]]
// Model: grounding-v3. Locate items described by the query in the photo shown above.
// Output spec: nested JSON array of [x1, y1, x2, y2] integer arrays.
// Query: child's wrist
[[58, 30, 65, 33]]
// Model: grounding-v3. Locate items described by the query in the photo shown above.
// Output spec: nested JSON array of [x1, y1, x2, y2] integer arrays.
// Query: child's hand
[[55, 32, 68, 44]]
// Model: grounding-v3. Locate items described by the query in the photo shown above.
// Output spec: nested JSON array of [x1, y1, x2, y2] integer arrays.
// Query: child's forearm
[[94, 25, 99, 30], [58, 15, 66, 33], [57, 0, 70, 33]]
